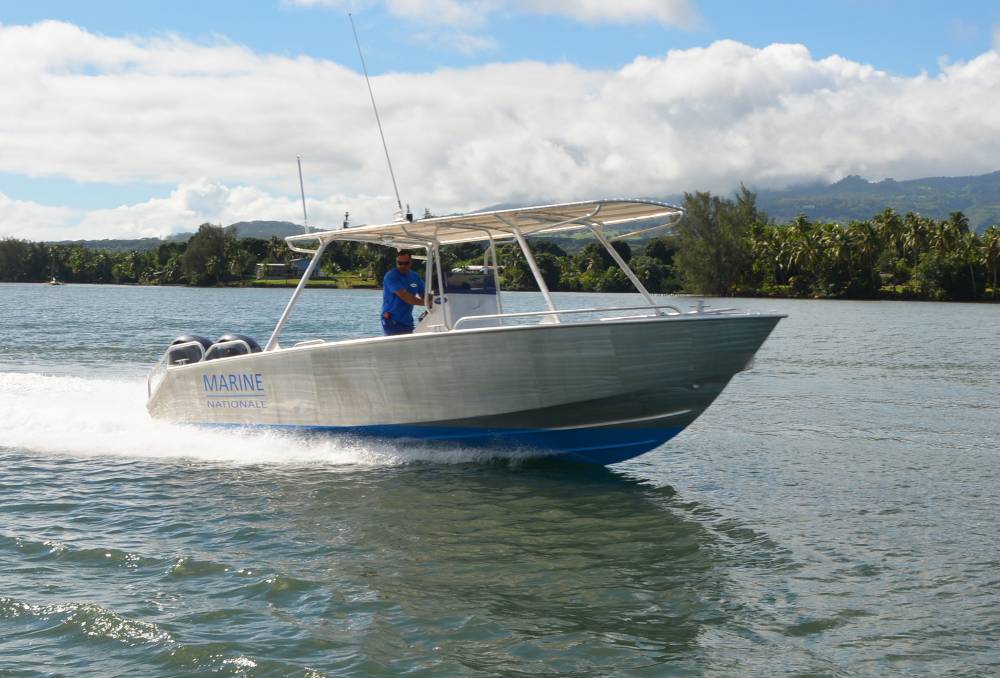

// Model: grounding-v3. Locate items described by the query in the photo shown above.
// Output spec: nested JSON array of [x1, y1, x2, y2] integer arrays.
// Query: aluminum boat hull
[[147, 313, 782, 464]]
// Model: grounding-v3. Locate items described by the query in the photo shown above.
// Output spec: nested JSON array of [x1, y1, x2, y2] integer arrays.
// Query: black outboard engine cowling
[[205, 333, 262, 360], [167, 335, 213, 365]]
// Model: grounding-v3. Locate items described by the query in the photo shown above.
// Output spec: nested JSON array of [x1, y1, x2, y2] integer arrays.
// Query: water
[[1, 282, 997, 676]]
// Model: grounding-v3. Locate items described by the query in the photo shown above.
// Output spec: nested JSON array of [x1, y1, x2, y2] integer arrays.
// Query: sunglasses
[[396, 260, 412, 266]]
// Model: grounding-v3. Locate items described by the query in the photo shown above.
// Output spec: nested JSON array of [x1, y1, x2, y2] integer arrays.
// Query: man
[[381, 250, 432, 335]]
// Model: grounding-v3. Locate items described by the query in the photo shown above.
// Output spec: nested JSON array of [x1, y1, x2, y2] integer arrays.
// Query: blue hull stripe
[[204, 421, 684, 465]]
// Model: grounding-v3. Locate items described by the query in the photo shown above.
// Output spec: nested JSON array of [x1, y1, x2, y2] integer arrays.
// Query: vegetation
[[752, 170, 1000, 232], [672, 187, 760, 296], [738, 203, 999, 301], [2, 196, 999, 301]]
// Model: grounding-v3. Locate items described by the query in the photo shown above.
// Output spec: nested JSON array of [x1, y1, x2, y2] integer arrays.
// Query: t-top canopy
[[284, 199, 682, 252]]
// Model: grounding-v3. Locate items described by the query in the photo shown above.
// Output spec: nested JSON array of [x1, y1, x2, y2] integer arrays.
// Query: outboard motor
[[167, 335, 213, 366], [205, 333, 262, 360]]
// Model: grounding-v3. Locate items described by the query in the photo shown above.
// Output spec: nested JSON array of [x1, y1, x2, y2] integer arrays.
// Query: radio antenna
[[296, 155, 309, 234], [349, 12, 404, 219]]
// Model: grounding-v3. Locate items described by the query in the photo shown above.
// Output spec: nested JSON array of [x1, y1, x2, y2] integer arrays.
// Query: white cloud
[[71, 180, 398, 240], [386, 0, 496, 28], [3, 22, 1000, 239], [286, 0, 697, 30], [517, 0, 699, 28], [286, 0, 496, 28], [284, 1, 697, 56], [0, 178, 399, 241], [0, 194, 79, 241]]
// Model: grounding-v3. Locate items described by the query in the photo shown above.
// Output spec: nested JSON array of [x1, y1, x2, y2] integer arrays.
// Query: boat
[[49, 277, 63, 286], [146, 199, 784, 465]]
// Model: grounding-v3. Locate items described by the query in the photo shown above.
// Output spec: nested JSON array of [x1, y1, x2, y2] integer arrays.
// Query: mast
[[349, 12, 405, 220], [296, 155, 309, 234]]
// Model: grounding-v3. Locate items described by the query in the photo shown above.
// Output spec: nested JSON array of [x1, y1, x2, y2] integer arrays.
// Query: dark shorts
[[381, 316, 414, 336]]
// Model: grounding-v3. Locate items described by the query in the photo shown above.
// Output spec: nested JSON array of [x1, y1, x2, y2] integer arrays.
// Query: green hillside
[[45, 221, 311, 251], [753, 171, 1000, 232], [37, 169, 1000, 252], [492, 170, 1000, 234], [226, 220, 315, 239]]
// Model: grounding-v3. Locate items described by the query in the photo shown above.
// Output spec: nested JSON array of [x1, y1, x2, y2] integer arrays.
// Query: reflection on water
[[0, 441, 993, 675], [278, 464, 722, 672], [1, 451, 783, 675]]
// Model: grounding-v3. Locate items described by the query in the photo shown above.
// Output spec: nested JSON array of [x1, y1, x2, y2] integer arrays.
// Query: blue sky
[[1, 0, 999, 239], [3, 0, 997, 75]]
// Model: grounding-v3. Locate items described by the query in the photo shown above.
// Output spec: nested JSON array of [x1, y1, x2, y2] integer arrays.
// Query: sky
[[1, 0, 1000, 240]]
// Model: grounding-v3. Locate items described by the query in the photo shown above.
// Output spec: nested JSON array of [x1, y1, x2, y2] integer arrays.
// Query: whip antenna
[[349, 12, 404, 218], [296, 155, 309, 234]]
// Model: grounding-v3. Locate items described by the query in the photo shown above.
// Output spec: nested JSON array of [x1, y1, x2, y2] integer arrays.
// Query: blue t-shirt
[[382, 268, 425, 328]]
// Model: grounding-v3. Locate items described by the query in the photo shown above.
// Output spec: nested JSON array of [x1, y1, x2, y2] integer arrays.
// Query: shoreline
[[8, 280, 998, 303]]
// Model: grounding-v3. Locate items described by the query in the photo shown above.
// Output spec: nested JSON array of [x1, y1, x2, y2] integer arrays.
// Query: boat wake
[[0, 371, 527, 467]]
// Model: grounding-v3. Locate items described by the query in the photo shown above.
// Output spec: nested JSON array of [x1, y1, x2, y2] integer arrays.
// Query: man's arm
[[393, 289, 431, 307]]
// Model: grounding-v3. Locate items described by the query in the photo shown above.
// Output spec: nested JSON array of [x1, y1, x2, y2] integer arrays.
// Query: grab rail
[[146, 351, 174, 400], [452, 304, 686, 329], [204, 339, 253, 361], [148, 339, 255, 399], [169, 339, 208, 364], [147, 355, 167, 399], [146, 339, 207, 399]]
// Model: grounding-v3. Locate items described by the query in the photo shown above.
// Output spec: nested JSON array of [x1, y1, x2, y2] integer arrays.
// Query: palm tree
[[784, 215, 816, 273], [817, 222, 847, 266], [981, 226, 1000, 299], [958, 231, 979, 298], [267, 235, 288, 263], [749, 223, 781, 285], [811, 222, 849, 295], [929, 211, 969, 252], [901, 212, 927, 268], [941, 213, 975, 297], [848, 220, 880, 271], [947, 211, 971, 237], [872, 208, 903, 260]]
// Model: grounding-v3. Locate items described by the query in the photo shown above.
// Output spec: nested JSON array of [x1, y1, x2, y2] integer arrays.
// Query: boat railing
[[147, 356, 167, 399], [146, 339, 207, 399], [452, 304, 688, 329], [203, 339, 254, 361]]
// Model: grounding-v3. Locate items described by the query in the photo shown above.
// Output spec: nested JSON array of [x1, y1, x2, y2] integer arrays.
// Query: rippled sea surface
[[1, 283, 997, 676]]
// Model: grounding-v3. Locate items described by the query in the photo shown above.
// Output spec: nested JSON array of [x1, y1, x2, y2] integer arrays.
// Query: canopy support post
[[264, 240, 329, 351], [587, 225, 660, 313], [487, 234, 503, 319], [431, 240, 451, 329], [509, 223, 559, 323]]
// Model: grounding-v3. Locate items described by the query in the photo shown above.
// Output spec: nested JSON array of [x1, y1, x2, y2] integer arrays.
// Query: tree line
[[1, 192, 998, 301], [671, 187, 999, 301]]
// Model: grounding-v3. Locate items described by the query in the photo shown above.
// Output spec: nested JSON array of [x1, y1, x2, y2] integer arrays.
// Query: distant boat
[[146, 199, 785, 465], [49, 277, 63, 286]]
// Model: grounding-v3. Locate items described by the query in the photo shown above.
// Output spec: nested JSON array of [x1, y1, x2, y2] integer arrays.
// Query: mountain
[[166, 220, 313, 243], [486, 171, 1000, 234], [46, 221, 312, 251], [751, 171, 1000, 232], [41, 237, 169, 252], [40, 169, 1000, 251], [226, 220, 314, 239]]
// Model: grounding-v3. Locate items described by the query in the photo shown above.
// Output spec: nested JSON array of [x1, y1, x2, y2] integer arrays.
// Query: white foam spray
[[0, 372, 518, 467]]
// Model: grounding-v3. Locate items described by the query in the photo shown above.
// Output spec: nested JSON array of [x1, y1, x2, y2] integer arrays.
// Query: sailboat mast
[[296, 155, 309, 234]]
